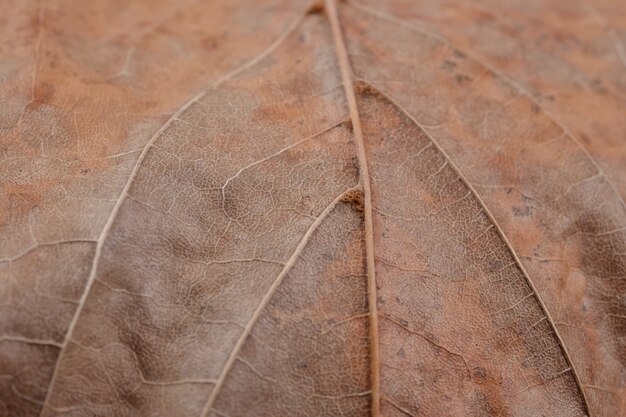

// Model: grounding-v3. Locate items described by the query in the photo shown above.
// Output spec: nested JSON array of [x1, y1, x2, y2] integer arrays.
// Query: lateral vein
[[200, 187, 357, 416], [349, 0, 626, 215], [358, 78, 591, 416], [38, 10, 312, 415]]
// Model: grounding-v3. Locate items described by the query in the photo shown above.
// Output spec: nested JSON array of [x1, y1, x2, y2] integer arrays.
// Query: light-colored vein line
[[0, 336, 62, 348], [200, 187, 356, 416], [357, 78, 591, 416], [140, 378, 217, 386], [384, 398, 415, 417], [235, 357, 278, 384], [310, 390, 372, 400], [350, 0, 626, 216], [585, 0, 626, 68], [13, 385, 44, 406], [607, 29, 626, 68], [381, 315, 472, 380], [324, 1, 380, 415], [31, 0, 45, 104], [318, 313, 370, 337], [221, 118, 347, 208], [38, 10, 312, 415], [0, 239, 97, 264], [583, 384, 620, 395], [80, 147, 143, 162]]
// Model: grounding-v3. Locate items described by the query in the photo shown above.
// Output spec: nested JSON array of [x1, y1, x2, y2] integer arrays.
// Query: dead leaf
[[1, 0, 624, 416]]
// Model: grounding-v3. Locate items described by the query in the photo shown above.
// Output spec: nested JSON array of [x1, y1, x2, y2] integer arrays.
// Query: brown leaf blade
[[1, 1, 624, 416], [39, 10, 360, 416], [357, 83, 585, 416], [210, 200, 371, 417], [0, 0, 315, 414], [342, 2, 625, 414]]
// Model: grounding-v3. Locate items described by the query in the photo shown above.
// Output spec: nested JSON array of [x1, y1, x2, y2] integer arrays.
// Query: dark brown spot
[[453, 49, 467, 59], [441, 60, 457, 71], [307, 1, 324, 14], [455, 74, 472, 85], [343, 119, 354, 133], [590, 79, 607, 94], [354, 81, 381, 98], [341, 189, 364, 212], [202, 37, 219, 50], [472, 366, 488, 382]]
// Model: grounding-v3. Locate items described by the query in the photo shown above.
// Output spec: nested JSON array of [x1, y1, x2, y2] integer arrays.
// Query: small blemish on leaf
[[343, 119, 354, 133], [441, 60, 456, 71], [453, 49, 467, 59], [354, 81, 381, 98], [341, 189, 364, 212], [473, 366, 488, 382], [512, 206, 532, 217], [455, 74, 472, 85], [307, 1, 324, 14]]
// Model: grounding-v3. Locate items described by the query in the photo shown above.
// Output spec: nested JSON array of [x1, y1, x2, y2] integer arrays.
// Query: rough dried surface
[[0, 0, 623, 416]]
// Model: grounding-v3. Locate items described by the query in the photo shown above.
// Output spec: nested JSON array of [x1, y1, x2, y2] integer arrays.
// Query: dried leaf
[[1, 0, 624, 416]]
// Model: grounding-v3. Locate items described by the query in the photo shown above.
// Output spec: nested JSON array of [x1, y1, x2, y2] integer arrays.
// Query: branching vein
[[37, 11, 313, 415], [200, 187, 357, 416]]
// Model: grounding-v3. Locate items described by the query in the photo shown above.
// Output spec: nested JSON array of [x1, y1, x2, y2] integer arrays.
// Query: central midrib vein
[[324, 1, 381, 416]]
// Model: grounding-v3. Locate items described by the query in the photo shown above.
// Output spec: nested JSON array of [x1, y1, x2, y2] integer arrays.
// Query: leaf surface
[[0, 0, 624, 416]]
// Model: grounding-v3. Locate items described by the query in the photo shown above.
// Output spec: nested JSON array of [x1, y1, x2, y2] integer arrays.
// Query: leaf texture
[[0, 0, 624, 416]]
